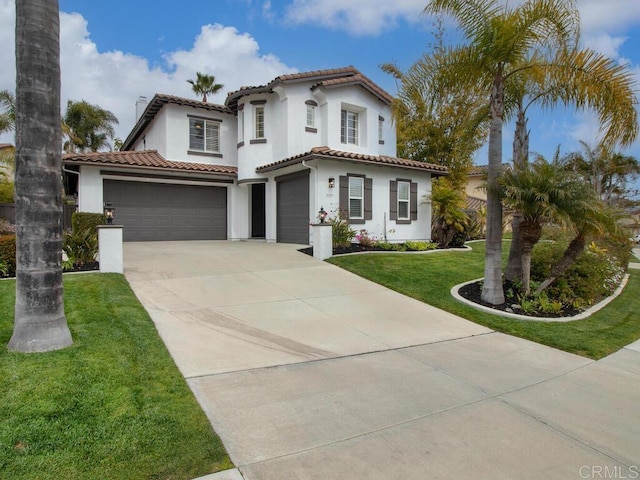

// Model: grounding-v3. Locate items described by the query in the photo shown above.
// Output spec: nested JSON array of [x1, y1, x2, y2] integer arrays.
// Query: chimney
[[135, 96, 148, 121]]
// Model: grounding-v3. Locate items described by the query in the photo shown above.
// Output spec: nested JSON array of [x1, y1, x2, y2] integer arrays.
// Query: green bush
[[71, 212, 106, 234], [330, 215, 356, 248], [0, 234, 16, 276], [0, 181, 14, 203], [405, 240, 437, 251], [531, 240, 624, 306], [63, 228, 98, 267]]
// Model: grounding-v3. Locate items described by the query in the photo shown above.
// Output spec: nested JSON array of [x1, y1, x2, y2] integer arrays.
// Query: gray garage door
[[104, 180, 227, 241], [276, 171, 310, 244]]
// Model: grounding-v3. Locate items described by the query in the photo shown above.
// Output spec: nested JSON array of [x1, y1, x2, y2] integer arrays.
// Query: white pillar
[[97, 225, 124, 274], [311, 223, 333, 260]]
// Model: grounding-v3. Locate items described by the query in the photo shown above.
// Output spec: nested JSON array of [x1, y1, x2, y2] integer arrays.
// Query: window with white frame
[[238, 109, 245, 143], [254, 105, 265, 139], [378, 115, 385, 144], [189, 117, 220, 153], [341, 109, 359, 145], [349, 176, 364, 219], [397, 181, 410, 220]]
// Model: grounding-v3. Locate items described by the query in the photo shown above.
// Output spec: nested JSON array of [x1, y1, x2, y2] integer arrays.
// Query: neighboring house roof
[[225, 66, 393, 111], [468, 163, 512, 176], [121, 94, 231, 151], [466, 195, 487, 211], [256, 146, 449, 175], [62, 150, 237, 177]]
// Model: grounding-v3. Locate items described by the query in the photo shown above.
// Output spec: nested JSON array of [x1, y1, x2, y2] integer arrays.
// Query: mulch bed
[[1, 262, 99, 279], [458, 279, 583, 318]]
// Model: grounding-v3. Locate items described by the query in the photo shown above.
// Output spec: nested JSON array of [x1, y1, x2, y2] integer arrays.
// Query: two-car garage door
[[103, 179, 227, 241]]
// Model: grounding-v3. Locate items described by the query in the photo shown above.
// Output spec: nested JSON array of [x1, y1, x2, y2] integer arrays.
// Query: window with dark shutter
[[390, 179, 417, 224], [339, 174, 372, 225]]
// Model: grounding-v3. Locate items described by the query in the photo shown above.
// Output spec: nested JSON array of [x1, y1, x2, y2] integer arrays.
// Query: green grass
[[328, 241, 640, 360], [0, 274, 232, 480]]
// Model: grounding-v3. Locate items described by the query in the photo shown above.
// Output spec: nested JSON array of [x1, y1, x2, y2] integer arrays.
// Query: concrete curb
[[451, 274, 630, 323]]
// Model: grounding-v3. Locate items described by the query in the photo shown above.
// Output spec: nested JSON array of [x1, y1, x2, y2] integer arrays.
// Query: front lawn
[[0, 274, 232, 480], [328, 241, 640, 359]]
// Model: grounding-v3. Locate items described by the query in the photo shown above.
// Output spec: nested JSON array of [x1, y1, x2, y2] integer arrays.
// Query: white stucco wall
[[78, 165, 104, 213], [132, 111, 167, 156]]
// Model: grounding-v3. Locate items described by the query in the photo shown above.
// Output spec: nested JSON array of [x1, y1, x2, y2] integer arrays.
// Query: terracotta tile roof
[[468, 163, 512, 176], [466, 195, 487, 211], [226, 66, 392, 110], [256, 146, 448, 175], [63, 150, 237, 176], [121, 94, 232, 151]]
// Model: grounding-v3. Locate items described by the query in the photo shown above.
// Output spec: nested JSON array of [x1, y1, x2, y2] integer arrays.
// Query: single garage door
[[103, 180, 227, 241], [276, 171, 310, 244]]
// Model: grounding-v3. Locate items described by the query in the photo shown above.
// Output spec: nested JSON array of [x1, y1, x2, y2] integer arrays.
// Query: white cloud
[[579, 0, 640, 35], [581, 33, 627, 60], [283, 0, 426, 36], [0, 0, 295, 146]]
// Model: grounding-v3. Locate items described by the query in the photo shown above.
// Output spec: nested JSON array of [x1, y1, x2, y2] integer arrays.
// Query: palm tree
[[564, 141, 640, 208], [62, 100, 119, 152], [500, 155, 593, 295], [0, 90, 16, 134], [187, 72, 223, 103], [504, 50, 638, 281], [423, 0, 582, 304], [8, 0, 72, 352]]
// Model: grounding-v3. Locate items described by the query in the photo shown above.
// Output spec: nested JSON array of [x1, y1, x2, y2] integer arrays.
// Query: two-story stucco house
[[63, 66, 447, 244]]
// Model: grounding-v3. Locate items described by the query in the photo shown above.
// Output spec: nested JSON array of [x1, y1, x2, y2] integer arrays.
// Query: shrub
[[376, 241, 395, 251], [63, 228, 99, 267], [0, 181, 13, 203], [0, 217, 14, 235], [0, 234, 16, 276], [355, 229, 377, 247], [330, 214, 356, 248], [72, 212, 107, 234], [405, 240, 437, 251]]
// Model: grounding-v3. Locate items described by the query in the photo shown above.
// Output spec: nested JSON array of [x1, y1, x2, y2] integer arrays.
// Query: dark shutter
[[339, 175, 348, 220], [410, 182, 418, 221], [364, 178, 373, 220], [389, 180, 397, 221]]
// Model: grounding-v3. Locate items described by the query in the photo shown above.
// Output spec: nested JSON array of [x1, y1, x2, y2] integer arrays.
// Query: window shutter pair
[[339, 175, 372, 224]]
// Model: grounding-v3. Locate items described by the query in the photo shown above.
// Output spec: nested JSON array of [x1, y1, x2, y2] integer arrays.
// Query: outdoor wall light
[[318, 206, 328, 223], [328, 177, 335, 189], [104, 202, 115, 224]]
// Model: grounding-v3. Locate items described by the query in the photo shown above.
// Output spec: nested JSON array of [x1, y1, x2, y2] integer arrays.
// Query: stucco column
[[97, 225, 124, 274], [311, 223, 332, 260]]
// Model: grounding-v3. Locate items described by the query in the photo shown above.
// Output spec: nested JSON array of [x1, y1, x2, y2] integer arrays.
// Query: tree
[[429, 178, 469, 248], [564, 141, 640, 208], [424, 0, 582, 304], [500, 155, 593, 295], [8, 0, 72, 352], [504, 49, 638, 281], [62, 100, 119, 153], [0, 90, 16, 135], [187, 72, 223, 103]]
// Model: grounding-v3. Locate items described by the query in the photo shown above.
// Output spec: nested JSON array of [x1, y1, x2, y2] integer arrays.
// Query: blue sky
[[1, 0, 640, 165]]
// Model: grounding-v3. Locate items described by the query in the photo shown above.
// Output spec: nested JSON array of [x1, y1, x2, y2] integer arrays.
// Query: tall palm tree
[[62, 100, 119, 153], [0, 90, 16, 134], [424, 0, 581, 304], [500, 155, 593, 295], [504, 50, 638, 281], [8, 0, 72, 352], [187, 72, 223, 103]]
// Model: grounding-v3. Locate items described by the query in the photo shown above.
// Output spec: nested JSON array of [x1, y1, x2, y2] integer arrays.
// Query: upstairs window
[[238, 109, 245, 143], [378, 115, 385, 144], [254, 105, 265, 139], [306, 100, 317, 129], [189, 117, 220, 153], [341, 109, 359, 145]]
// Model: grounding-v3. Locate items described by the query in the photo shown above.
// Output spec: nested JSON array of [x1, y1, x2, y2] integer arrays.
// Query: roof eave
[[62, 158, 237, 178]]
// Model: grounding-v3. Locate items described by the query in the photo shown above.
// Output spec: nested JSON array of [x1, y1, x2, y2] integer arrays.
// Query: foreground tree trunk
[[481, 75, 506, 305], [8, 0, 72, 352], [519, 222, 542, 295], [505, 107, 529, 282]]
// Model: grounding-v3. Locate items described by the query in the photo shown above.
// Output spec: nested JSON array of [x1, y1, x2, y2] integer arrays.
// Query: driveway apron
[[125, 241, 640, 480]]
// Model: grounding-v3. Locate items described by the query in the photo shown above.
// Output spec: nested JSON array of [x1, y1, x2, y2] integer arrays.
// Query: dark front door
[[251, 183, 266, 238]]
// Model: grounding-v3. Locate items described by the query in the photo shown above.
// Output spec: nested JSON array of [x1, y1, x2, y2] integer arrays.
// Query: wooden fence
[[0, 203, 77, 230]]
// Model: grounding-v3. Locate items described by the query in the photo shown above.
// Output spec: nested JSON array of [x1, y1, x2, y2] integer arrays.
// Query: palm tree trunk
[[8, 0, 72, 352], [481, 75, 506, 305], [520, 221, 542, 295], [535, 233, 586, 295], [505, 106, 529, 282]]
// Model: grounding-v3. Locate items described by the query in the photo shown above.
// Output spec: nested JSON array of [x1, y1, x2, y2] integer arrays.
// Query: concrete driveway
[[125, 241, 640, 480]]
